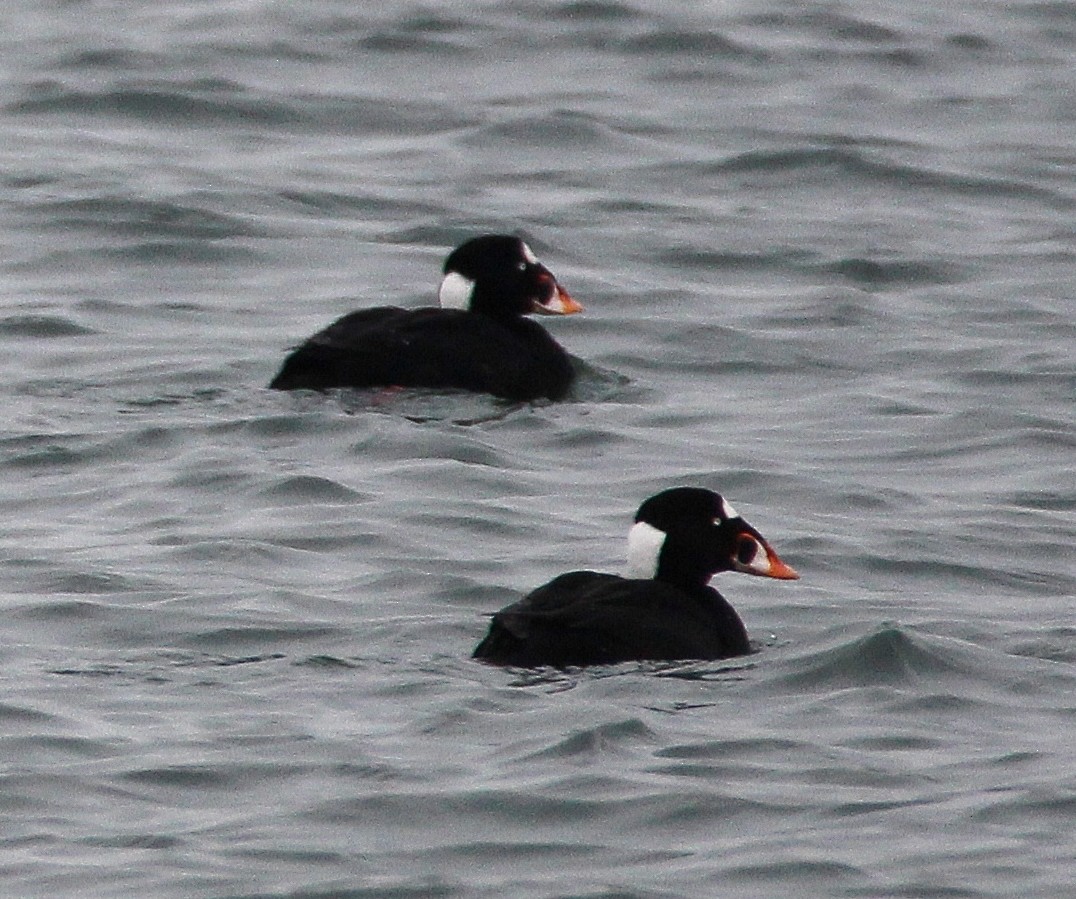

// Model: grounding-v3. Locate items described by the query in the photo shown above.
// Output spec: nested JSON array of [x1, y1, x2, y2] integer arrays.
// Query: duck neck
[[654, 540, 718, 595]]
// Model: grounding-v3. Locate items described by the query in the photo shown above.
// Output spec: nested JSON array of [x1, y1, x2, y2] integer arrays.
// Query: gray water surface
[[1, 2, 1074, 897]]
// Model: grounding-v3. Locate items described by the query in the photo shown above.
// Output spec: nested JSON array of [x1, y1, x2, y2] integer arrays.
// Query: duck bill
[[533, 284, 583, 315], [731, 535, 800, 580]]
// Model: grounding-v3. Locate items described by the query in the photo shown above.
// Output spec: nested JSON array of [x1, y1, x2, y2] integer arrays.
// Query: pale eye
[[518, 261, 527, 272]]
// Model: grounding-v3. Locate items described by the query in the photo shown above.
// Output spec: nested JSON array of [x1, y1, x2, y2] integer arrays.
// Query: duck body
[[473, 487, 799, 668], [269, 305, 574, 400], [471, 571, 750, 667], [270, 234, 581, 401]]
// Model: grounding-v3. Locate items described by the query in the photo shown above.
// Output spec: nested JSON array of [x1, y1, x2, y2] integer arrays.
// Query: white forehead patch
[[438, 271, 474, 310], [521, 242, 539, 265], [717, 497, 739, 521], [626, 520, 666, 579]]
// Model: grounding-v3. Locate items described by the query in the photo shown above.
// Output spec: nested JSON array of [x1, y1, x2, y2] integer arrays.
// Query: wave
[[773, 624, 1075, 692], [31, 196, 266, 240], [619, 29, 766, 59], [10, 78, 305, 126], [0, 315, 95, 337], [9, 79, 475, 136], [652, 145, 1071, 208]]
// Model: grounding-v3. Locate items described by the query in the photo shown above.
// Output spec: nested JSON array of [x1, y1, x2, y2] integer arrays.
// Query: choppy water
[[1, 1, 1074, 896]]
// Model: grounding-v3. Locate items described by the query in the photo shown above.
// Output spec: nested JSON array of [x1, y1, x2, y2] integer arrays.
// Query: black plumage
[[270, 235, 581, 401], [473, 487, 799, 667]]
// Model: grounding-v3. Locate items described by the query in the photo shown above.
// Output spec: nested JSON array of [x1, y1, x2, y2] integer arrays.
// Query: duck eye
[[736, 536, 758, 566], [518, 261, 528, 272]]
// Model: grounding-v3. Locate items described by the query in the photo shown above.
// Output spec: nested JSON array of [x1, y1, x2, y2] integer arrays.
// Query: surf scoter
[[472, 487, 799, 667], [269, 234, 582, 401]]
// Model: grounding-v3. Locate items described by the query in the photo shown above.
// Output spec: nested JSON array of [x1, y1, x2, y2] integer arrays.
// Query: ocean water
[[1, 1, 1074, 896]]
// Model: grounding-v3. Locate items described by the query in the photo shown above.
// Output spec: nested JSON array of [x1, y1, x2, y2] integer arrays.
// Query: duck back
[[270, 307, 574, 400], [473, 571, 751, 667]]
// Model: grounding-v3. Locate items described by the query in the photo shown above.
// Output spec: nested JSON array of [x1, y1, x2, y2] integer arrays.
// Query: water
[[1, 1, 1074, 896]]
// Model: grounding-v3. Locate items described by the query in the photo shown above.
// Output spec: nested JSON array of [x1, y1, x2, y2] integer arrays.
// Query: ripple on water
[[1, 2, 1073, 897], [659, 145, 1069, 207], [517, 718, 658, 762], [0, 702, 58, 726], [255, 474, 370, 504], [775, 625, 992, 689], [0, 314, 96, 337]]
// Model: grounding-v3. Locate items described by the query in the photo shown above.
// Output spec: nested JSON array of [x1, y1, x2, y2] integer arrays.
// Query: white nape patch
[[626, 520, 666, 579], [718, 497, 739, 521], [438, 271, 475, 310], [521, 242, 539, 265]]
